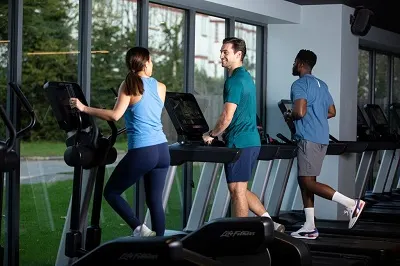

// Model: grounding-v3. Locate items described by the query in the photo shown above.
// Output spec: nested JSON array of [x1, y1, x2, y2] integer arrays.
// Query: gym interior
[[1, 0, 400, 265]]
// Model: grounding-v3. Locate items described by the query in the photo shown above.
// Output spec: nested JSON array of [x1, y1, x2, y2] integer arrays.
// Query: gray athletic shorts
[[297, 139, 328, 177]]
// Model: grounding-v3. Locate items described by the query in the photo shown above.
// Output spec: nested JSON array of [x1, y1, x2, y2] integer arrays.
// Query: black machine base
[[168, 217, 312, 266], [72, 236, 184, 266]]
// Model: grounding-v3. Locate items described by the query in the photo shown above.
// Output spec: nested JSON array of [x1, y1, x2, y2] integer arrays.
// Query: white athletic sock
[[332, 192, 355, 209], [141, 224, 152, 234], [304, 208, 315, 229], [133, 225, 141, 236], [261, 212, 271, 218]]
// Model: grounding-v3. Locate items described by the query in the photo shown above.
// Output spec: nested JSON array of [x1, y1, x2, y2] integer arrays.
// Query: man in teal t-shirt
[[202, 37, 284, 232]]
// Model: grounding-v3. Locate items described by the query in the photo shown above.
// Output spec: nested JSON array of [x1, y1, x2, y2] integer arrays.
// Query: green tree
[[150, 18, 184, 92], [90, 0, 136, 137], [0, 0, 80, 141]]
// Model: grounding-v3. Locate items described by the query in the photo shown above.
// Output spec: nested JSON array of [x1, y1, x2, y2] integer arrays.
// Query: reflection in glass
[[393, 57, 400, 103], [91, 0, 137, 139], [235, 22, 257, 82], [374, 53, 389, 114], [149, 3, 185, 230], [358, 49, 370, 107], [149, 3, 184, 144], [15, 1, 81, 265], [194, 13, 225, 129]]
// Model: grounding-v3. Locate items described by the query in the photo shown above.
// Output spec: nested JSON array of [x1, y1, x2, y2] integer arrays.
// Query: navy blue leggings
[[103, 142, 170, 236]]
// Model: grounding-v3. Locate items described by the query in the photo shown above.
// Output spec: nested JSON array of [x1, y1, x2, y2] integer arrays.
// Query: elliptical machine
[[0, 82, 36, 266], [44, 81, 186, 265]]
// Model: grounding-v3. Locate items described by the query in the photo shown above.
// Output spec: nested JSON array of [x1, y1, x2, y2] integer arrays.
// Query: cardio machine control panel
[[164, 92, 240, 165]]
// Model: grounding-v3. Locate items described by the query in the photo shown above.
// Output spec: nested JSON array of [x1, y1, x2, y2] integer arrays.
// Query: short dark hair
[[223, 37, 247, 61], [296, 49, 317, 69]]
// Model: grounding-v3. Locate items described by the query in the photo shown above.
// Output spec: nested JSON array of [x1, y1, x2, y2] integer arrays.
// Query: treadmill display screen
[[44, 81, 92, 132], [370, 107, 387, 125], [357, 107, 368, 126], [165, 92, 209, 135]]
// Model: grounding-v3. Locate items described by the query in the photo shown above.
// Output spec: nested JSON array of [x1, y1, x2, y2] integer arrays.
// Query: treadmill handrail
[[8, 82, 37, 141], [0, 105, 16, 153]]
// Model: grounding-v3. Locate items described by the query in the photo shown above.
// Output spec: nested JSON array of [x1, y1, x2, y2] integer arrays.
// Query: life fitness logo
[[220, 231, 256, 237], [118, 253, 158, 261]]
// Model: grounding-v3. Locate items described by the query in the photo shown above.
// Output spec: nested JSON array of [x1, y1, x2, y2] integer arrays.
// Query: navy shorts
[[224, 146, 260, 183]]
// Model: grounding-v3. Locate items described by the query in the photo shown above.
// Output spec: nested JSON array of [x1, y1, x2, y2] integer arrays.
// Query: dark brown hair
[[223, 37, 247, 61], [124, 47, 150, 96]]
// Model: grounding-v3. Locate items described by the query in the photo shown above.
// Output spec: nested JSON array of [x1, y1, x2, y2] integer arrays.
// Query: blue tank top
[[124, 77, 167, 149]]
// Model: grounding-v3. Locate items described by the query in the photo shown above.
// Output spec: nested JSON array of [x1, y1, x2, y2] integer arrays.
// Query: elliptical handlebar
[[0, 105, 17, 153], [74, 112, 83, 146], [106, 120, 118, 146], [8, 82, 36, 140]]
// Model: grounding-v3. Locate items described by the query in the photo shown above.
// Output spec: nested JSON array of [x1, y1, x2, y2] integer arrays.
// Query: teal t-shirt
[[223, 66, 261, 148]]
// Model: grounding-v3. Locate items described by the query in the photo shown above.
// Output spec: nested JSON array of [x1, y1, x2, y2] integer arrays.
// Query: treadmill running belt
[[298, 236, 397, 265], [288, 220, 400, 239]]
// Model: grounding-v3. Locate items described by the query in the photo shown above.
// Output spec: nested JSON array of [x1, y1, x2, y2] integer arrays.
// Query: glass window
[[0, 1, 8, 140], [90, 0, 138, 242], [194, 13, 225, 128], [235, 22, 257, 87], [91, 0, 137, 136], [19, 1, 79, 265], [148, 3, 185, 230], [358, 49, 371, 108], [193, 13, 226, 220], [374, 53, 390, 115], [392, 57, 400, 103], [149, 3, 184, 144]]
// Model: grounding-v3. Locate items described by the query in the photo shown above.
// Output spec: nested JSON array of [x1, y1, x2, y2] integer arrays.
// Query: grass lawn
[[20, 140, 129, 157], [2, 141, 216, 265], [15, 165, 201, 266]]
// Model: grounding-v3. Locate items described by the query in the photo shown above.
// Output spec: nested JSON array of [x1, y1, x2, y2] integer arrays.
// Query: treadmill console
[[165, 92, 209, 142], [278, 99, 296, 137], [357, 106, 375, 141], [43, 81, 92, 133], [363, 104, 395, 140], [390, 103, 400, 135]]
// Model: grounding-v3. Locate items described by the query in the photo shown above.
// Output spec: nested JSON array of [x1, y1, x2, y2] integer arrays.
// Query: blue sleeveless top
[[124, 77, 167, 149]]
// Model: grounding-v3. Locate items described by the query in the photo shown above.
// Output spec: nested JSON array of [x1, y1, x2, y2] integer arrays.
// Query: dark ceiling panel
[[285, 0, 400, 34]]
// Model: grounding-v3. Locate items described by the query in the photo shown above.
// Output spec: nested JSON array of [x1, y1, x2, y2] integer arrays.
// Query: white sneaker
[[345, 199, 366, 229], [132, 224, 156, 237], [290, 226, 319, 240], [274, 222, 285, 233]]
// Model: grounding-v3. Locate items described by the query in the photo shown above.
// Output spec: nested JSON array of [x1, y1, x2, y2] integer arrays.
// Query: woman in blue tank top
[[69, 47, 170, 237]]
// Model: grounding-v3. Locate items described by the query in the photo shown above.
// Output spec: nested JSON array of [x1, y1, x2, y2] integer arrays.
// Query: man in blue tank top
[[286, 49, 365, 240], [202, 37, 285, 232]]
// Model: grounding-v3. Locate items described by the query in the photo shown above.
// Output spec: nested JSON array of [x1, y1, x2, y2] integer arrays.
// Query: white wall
[[267, 4, 358, 220], [204, 0, 301, 24]]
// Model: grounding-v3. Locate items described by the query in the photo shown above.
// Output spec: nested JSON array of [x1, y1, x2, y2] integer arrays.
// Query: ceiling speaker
[[350, 7, 374, 37]]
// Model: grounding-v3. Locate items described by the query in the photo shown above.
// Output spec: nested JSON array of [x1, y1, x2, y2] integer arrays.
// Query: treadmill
[[147, 91, 313, 266], [389, 103, 400, 195], [276, 99, 400, 238], [356, 104, 400, 223], [269, 99, 400, 265]]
